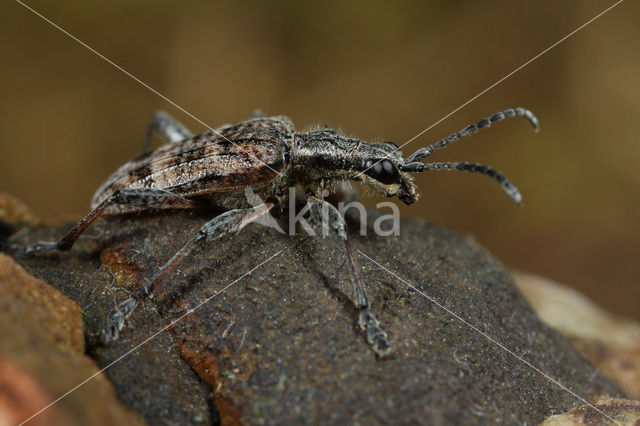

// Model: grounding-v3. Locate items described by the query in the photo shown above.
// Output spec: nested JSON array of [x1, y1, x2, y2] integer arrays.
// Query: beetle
[[20, 107, 538, 357]]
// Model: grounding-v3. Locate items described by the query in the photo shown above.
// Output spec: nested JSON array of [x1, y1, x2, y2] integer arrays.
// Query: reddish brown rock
[[0, 192, 39, 241], [539, 396, 640, 425], [0, 254, 145, 426], [514, 271, 640, 399], [0, 192, 39, 227], [0, 356, 63, 426]]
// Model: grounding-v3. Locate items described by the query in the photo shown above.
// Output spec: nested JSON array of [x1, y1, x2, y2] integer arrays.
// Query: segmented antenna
[[406, 108, 538, 163], [400, 161, 522, 205]]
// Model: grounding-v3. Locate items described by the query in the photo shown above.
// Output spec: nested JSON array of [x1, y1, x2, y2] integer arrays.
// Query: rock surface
[[514, 271, 640, 400], [5, 203, 628, 425], [0, 254, 144, 426], [539, 397, 640, 425], [0, 192, 39, 241]]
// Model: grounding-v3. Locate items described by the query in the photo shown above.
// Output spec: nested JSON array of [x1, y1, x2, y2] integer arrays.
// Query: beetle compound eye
[[365, 159, 400, 185]]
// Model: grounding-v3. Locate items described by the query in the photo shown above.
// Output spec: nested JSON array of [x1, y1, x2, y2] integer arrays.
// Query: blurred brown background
[[1, 1, 638, 320]]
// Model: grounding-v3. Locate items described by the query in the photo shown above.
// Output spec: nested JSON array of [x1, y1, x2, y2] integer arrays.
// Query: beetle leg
[[102, 202, 275, 343], [18, 188, 196, 255], [307, 196, 391, 357], [142, 110, 194, 154], [250, 109, 266, 119]]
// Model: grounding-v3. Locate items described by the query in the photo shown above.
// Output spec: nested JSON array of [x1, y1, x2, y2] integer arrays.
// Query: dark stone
[[8, 208, 624, 425]]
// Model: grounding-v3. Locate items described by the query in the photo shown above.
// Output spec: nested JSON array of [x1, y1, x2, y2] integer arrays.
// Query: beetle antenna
[[406, 108, 538, 163], [400, 161, 522, 205]]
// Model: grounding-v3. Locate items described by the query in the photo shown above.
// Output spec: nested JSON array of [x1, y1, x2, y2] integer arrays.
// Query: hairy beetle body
[[19, 108, 538, 357]]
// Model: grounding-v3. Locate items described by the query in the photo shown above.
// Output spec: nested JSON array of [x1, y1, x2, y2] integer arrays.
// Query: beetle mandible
[[21, 107, 538, 357]]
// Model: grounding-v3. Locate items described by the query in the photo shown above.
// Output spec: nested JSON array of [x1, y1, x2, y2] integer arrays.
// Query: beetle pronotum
[[20, 108, 538, 357]]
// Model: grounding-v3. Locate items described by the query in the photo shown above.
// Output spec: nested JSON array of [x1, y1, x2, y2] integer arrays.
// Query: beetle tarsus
[[101, 297, 138, 344], [10, 241, 58, 256], [360, 309, 391, 358]]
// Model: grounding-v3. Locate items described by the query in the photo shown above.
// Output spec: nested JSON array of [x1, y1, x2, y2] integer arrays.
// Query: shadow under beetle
[[19, 108, 538, 357]]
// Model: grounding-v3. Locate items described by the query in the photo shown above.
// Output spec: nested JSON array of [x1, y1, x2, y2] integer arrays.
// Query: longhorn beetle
[[19, 108, 538, 357]]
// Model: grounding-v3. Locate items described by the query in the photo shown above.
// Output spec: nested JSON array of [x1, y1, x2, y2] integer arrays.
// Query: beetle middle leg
[[307, 196, 391, 357], [250, 109, 266, 119], [102, 202, 276, 343]]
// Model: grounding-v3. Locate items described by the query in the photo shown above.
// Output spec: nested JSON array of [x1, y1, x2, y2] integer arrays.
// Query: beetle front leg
[[142, 110, 194, 154], [102, 202, 275, 343], [307, 196, 391, 357]]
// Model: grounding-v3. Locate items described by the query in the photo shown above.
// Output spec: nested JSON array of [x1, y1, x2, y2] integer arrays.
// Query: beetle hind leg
[[12, 188, 196, 257], [142, 110, 194, 154]]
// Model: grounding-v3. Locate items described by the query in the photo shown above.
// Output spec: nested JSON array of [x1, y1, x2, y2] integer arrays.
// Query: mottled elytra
[[17, 108, 538, 357]]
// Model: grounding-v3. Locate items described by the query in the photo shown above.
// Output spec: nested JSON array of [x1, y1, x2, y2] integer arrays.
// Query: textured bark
[[6, 206, 626, 425]]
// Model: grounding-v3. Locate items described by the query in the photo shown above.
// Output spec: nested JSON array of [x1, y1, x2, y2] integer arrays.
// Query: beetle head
[[295, 106, 539, 207], [349, 141, 419, 205], [347, 107, 540, 206]]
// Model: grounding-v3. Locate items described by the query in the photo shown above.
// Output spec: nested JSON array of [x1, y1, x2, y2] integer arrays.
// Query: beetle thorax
[[292, 130, 359, 182], [291, 129, 418, 204]]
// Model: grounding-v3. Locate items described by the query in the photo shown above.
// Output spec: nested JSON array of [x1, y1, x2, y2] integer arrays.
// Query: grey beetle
[[20, 108, 538, 357]]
